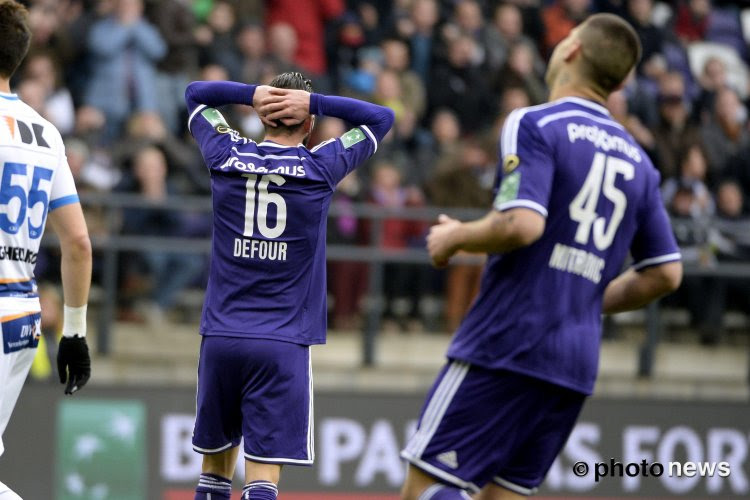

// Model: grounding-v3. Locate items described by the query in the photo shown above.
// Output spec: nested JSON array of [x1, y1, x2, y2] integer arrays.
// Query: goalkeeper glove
[[57, 336, 91, 395]]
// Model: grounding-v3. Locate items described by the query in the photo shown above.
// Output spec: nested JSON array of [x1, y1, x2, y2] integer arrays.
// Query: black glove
[[57, 336, 91, 395]]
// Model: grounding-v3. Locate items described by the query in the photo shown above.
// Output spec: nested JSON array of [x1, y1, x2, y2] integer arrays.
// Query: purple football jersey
[[447, 97, 681, 394], [188, 104, 379, 345]]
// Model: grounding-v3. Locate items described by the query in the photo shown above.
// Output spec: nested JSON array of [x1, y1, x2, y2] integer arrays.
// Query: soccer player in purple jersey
[[400, 14, 683, 500], [184, 73, 393, 500]]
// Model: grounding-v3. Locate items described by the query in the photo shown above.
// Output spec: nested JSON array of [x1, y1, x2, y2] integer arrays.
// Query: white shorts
[[0, 298, 41, 457]]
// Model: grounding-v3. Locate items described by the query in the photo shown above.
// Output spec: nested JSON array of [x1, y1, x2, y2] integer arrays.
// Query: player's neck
[[0, 78, 11, 94], [263, 134, 304, 147], [549, 80, 607, 107]]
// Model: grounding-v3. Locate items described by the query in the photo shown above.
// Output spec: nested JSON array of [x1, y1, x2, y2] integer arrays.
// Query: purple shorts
[[192, 336, 313, 465], [401, 360, 585, 496]]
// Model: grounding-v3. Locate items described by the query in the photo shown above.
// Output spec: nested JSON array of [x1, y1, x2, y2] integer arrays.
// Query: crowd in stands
[[18, 0, 750, 340]]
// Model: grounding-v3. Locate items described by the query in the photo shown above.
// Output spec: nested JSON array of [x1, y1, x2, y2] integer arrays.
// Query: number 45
[[569, 153, 634, 251]]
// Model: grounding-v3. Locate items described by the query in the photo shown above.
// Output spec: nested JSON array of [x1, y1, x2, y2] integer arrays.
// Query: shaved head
[[578, 14, 642, 94]]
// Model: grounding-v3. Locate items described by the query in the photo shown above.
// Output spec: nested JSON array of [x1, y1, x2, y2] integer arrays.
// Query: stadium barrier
[[40, 193, 750, 379], [1, 384, 749, 499]]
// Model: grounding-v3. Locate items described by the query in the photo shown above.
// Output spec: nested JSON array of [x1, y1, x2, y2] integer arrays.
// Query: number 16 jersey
[[0, 92, 79, 306], [189, 105, 377, 345], [447, 97, 681, 395]]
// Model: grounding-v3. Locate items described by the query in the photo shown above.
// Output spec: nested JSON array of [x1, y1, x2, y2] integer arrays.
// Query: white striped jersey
[[0, 91, 79, 305]]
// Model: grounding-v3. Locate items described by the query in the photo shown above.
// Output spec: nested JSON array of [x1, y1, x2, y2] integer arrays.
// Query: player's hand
[[57, 336, 91, 395], [427, 214, 462, 268], [256, 88, 311, 126]]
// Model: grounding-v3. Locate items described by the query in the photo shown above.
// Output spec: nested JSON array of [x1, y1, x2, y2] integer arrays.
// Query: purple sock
[[418, 484, 472, 500], [194, 473, 232, 499], [242, 480, 278, 500]]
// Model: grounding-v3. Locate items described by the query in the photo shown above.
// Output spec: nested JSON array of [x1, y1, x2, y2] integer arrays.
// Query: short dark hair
[[267, 71, 313, 134], [0, 1, 31, 79], [578, 14, 642, 94]]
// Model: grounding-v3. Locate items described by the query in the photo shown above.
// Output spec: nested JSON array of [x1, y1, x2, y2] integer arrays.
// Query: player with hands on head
[[0, 2, 92, 499], [184, 73, 393, 500], [401, 13, 682, 500]]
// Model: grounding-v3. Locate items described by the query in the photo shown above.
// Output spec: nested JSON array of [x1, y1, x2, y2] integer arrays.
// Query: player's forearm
[[185, 81, 256, 114], [310, 94, 395, 142], [60, 233, 92, 308], [602, 263, 682, 314], [454, 209, 544, 254]]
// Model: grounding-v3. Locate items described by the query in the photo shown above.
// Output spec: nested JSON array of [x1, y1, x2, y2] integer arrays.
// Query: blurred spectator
[[236, 23, 274, 85], [625, 0, 666, 79], [652, 71, 703, 180], [429, 35, 496, 130], [381, 37, 427, 120], [693, 56, 728, 122], [500, 40, 547, 104], [607, 89, 655, 151], [267, 23, 303, 76], [85, 0, 167, 142], [21, 51, 75, 135], [542, 0, 591, 55], [399, 0, 440, 83], [148, 0, 199, 133], [195, 1, 240, 78], [414, 109, 462, 188], [369, 162, 428, 329], [700, 87, 749, 182], [425, 140, 493, 330], [265, 0, 344, 77], [118, 146, 206, 324], [674, 0, 712, 43]]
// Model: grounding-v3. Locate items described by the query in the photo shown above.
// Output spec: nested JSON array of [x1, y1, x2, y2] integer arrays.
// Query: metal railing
[[40, 192, 750, 379]]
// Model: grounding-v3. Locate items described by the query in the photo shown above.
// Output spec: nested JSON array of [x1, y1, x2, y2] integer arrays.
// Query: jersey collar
[[558, 96, 610, 116], [259, 140, 304, 148], [0, 92, 19, 101]]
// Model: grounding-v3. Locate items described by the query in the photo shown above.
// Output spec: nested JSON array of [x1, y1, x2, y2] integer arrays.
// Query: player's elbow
[[643, 261, 683, 297], [184, 82, 201, 109], [658, 261, 683, 293], [64, 232, 92, 263], [500, 209, 545, 249]]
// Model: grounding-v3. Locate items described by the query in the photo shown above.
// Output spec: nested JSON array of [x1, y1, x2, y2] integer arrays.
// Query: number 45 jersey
[[189, 106, 377, 345], [0, 92, 79, 303], [447, 97, 681, 395]]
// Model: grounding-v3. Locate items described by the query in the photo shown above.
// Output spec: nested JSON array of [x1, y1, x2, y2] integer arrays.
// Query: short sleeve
[[309, 126, 377, 187], [49, 145, 79, 211], [630, 170, 681, 270], [188, 105, 247, 169], [492, 110, 553, 217]]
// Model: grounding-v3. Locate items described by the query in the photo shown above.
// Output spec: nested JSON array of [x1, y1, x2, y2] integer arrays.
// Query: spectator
[[148, 0, 199, 134], [652, 71, 703, 180], [625, 0, 666, 79], [501, 40, 547, 104], [607, 89, 656, 151], [400, 0, 440, 83], [236, 23, 274, 86], [429, 35, 496, 130], [85, 0, 166, 142], [195, 1, 241, 78], [700, 87, 749, 182], [381, 37, 427, 120], [21, 51, 75, 135], [542, 0, 591, 55], [118, 146, 206, 324], [265, 0, 345, 77], [674, 0, 711, 44], [267, 23, 303, 76], [693, 56, 728, 122]]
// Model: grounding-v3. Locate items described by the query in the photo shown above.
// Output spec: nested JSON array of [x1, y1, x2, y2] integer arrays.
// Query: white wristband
[[63, 305, 87, 338]]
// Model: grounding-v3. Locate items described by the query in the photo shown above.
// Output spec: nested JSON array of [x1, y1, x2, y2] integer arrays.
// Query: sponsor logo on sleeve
[[494, 171, 521, 208], [341, 128, 366, 149]]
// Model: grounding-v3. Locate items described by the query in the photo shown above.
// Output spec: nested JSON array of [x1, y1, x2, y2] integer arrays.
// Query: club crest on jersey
[[0, 116, 50, 148], [503, 154, 520, 173]]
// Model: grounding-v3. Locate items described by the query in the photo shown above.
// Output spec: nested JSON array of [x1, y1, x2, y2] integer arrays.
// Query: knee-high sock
[[194, 473, 232, 499], [242, 480, 278, 500]]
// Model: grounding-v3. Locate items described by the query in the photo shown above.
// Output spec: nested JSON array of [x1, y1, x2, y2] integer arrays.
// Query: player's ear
[[563, 39, 582, 62]]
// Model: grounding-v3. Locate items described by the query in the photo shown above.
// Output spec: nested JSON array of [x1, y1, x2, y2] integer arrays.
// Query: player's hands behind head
[[427, 214, 462, 268], [57, 336, 91, 395], [256, 88, 311, 128]]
